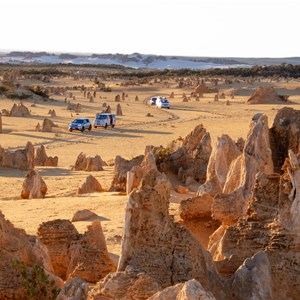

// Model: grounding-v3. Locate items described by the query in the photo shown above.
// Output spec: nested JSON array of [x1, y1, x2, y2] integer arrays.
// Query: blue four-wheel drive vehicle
[[68, 118, 92, 132]]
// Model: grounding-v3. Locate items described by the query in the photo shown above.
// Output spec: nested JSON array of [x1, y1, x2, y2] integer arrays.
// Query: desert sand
[[1, 75, 300, 261]]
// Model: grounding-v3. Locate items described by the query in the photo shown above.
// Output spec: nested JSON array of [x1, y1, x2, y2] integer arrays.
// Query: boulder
[[246, 86, 288, 104], [0, 211, 63, 299], [149, 279, 216, 300], [78, 175, 103, 194], [42, 118, 58, 132], [57, 277, 89, 300], [89, 266, 161, 299], [34, 145, 58, 167], [72, 209, 98, 222], [118, 169, 222, 296], [21, 169, 47, 199]]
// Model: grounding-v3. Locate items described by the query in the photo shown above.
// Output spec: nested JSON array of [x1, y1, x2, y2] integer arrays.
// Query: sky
[[1, 0, 299, 58]]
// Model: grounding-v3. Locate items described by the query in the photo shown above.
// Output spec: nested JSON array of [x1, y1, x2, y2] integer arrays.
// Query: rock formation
[[42, 118, 58, 132], [0, 112, 2, 133], [37, 219, 80, 280], [149, 279, 216, 300], [269, 107, 300, 173], [89, 266, 161, 299], [9, 103, 30, 117], [156, 124, 211, 184], [73, 153, 106, 171], [0, 141, 34, 170], [78, 175, 103, 194], [109, 155, 144, 192], [116, 103, 123, 116], [212, 114, 273, 225], [21, 169, 48, 199], [35, 122, 41, 131], [115, 95, 121, 102], [51, 109, 57, 117], [118, 169, 221, 295], [66, 221, 116, 283], [34, 145, 58, 167], [246, 86, 288, 104], [75, 103, 82, 113], [0, 211, 63, 299], [104, 105, 111, 113]]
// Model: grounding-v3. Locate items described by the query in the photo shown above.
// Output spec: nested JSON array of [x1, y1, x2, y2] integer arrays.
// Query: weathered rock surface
[[0, 141, 34, 170], [269, 107, 300, 173], [37, 219, 115, 283], [34, 145, 58, 166], [67, 221, 116, 283], [0, 211, 63, 299], [21, 169, 48, 199], [118, 169, 221, 296], [212, 114, 273, 224], [78, 175, 103, 194], [57, 277, 89, 300], [246, 86, 288, 104], [88, 266, 161, 300], [9, 102, 30, 117], [156, 125, 212, 184], [73, 153, 106, 171], [149, 279, 216, 300], [116, 103, 123, 116], [109, 154, 144, 192]]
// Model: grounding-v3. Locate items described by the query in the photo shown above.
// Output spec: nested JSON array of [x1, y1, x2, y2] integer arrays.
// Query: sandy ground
[[1, 76, 300, 263]]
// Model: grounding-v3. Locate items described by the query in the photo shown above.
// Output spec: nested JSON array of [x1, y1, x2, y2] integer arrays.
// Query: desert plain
[[1, 70, 300, 298]]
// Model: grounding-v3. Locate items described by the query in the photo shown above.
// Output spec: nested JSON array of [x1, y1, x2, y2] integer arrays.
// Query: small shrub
[[12, 259, 60, 300]]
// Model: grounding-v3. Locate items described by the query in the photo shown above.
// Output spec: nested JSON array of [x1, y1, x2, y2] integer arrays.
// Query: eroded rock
[[21, 169, 47, 199], [78, 175, 103, 194], [34, 145, 58, 166]]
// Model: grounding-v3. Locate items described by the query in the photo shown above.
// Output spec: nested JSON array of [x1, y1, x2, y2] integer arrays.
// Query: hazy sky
[[1, 0, 299, 57]]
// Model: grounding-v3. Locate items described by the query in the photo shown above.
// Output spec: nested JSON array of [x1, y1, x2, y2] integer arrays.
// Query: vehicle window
[[74, 119, 83, 123]]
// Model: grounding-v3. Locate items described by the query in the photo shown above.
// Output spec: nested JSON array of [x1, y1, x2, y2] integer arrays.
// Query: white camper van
[[93, 113, 116, 129]]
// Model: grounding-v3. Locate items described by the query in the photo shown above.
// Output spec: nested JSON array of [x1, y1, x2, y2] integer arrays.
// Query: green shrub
[[12, 259, 60, 300]]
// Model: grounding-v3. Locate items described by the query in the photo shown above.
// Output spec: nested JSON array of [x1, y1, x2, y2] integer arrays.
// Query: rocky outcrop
[[42, 118, 58, 132], [73, 153, 106, 171], [88, 266, 161, 300], [34, 145, 58, 166], [78, 175, 103, 194], [0, 141, 34, 170], [118, 169, 221, 296], [246, 86, 288, 104], [156, 125, 212, 184], [212, 114, 273, 224], [9, 103, 30, 117], [37, 219, 114, 283], [21, 169, 48, 199], [67, 221, 116, 283], [116, 103, 123, 116], [269, 107, 300, 173], [109, 155, 144, 192], [0, 211, 63, 299], [149, 279, 216, 300]]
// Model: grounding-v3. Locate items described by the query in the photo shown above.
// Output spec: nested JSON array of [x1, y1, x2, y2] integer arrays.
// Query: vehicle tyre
[[81, 127, 85, 132], [88, 125, 92, 131], [69, 129, 72, 132], [104, 123, 108, 129], [167, 107, 170, 109], [112, 124, 115, 128], [94, 126, 97, 128]]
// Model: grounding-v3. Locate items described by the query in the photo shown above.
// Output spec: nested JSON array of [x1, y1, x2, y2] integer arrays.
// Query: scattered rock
[[42, 118, 58, 132], [34, 145, 58, 167], [72, 209, 98, 222], [73, 153, 106, 171], [246, 86, 288, 104], [9, 103, 30, 117], [57, 277, 89, 300]]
